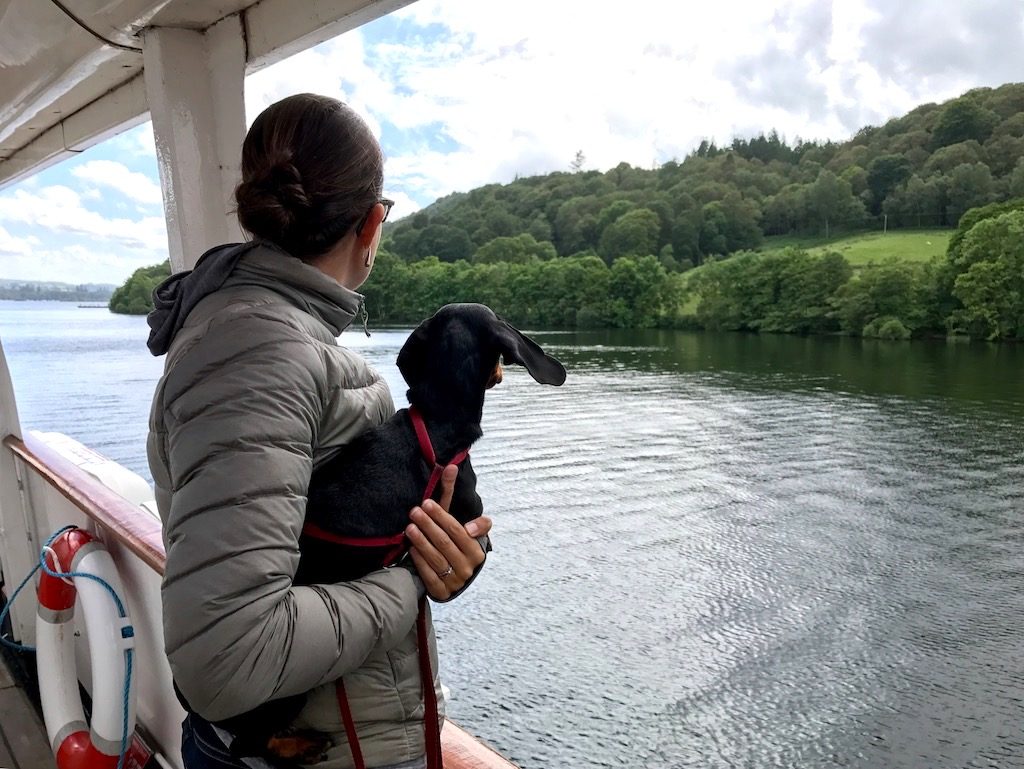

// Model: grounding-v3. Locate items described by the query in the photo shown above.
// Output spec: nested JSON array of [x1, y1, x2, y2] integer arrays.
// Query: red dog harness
[[411, 405, 471, 500], [332, 405, 470, 769]]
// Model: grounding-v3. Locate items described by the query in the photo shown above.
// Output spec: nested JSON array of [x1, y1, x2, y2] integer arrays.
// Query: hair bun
[[235, 153, 312, 241]]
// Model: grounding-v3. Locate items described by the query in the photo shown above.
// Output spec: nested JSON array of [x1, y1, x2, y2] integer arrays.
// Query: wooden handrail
[[3, 433, 166, 575], [1, 433, 517, 767]]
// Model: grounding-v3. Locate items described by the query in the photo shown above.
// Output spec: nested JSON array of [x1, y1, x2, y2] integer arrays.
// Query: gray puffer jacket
[[147, 243, 443, 768]]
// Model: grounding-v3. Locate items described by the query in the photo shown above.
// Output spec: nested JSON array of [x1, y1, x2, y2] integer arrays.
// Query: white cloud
[[370, 0, 1022, 204], [244, 35, 386, 138], [383, 189, 421, 222], [0, 240, 160, 284], [0, 185, 166, 252], [70, 160, 163, 206], [0, 184, 168, 282], [109, 123, 158, 159], [0, 225, 39, 257], [2, 0, 1020, 282]]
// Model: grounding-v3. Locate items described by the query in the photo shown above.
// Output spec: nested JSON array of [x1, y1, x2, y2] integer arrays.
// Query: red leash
[[334, 405, 469, 769]]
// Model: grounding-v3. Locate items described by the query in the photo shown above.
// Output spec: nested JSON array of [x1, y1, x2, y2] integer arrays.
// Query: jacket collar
[[224, 241, 364, 337]]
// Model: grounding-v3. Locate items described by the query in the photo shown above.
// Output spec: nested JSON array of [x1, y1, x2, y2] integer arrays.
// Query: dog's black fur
[[221, 303, 566, 761], [297, 302, 565, 583]]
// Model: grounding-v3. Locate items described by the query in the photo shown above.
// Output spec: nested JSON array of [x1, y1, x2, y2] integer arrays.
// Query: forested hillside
[[359, 83, 1024, 339], [382, 83, 1024, 270]]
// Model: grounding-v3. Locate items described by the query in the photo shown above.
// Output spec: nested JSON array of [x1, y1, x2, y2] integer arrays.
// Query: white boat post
[[0, 338, 36, 648], [141, 17, 246, 272]]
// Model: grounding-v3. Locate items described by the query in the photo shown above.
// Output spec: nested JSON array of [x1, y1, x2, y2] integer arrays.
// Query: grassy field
[[760, 228, 952, 265], [677, 228, 953, 316]]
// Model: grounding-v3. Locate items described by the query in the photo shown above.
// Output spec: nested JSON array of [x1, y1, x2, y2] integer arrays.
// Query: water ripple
[[3, 307, 1023, 769]]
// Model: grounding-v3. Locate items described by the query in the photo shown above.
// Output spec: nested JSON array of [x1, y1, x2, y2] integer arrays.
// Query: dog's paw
[[265, 729, 334, 765]]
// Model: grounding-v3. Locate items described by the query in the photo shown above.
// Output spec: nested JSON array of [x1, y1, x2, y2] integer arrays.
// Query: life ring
[[35, 528, 137, 769]]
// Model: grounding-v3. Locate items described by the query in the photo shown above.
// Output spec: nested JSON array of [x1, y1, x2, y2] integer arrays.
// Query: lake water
[[1, 301, 1023, 769]]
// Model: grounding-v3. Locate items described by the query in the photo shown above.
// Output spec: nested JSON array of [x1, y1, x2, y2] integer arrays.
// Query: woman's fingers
[[434, 464, 458, 510], [407, 501, 491, 599], [407, 504, 471, 581], [408, 547, 452, 600]]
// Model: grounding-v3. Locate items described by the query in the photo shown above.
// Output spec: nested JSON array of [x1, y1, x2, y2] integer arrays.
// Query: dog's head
[[397, 303, 566, 422]]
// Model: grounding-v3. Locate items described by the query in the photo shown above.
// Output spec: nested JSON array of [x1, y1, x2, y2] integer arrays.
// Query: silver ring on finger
[[437, 564, 454, 579]]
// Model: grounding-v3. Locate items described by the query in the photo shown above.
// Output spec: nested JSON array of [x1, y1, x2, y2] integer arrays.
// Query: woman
[[147, 93, 491, 769]]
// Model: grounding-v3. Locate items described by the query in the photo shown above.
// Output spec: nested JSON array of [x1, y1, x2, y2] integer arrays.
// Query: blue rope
[[0, 526, 76, 653], [0, 559, 40, 652], [0, 526, 133, 769]]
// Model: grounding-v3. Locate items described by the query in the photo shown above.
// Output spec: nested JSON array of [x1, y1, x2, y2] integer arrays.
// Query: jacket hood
[[146, 241, 364, 355]]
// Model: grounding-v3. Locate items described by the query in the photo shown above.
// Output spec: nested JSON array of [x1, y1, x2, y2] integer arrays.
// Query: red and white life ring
[[35, 528, 137, 769]]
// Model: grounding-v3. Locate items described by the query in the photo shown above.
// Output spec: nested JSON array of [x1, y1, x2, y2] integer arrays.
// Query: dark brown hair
[[234, 93, 384, 258]]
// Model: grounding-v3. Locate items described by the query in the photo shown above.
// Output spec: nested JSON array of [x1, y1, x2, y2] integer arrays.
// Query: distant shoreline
[[0, 298, 112, 305]]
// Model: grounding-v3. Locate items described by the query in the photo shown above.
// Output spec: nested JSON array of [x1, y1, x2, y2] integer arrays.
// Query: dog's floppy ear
[[397, 316, 432, 386], [493, 319, 566, 386]]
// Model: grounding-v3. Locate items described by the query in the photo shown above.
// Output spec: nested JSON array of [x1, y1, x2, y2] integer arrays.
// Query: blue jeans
[[180, 713, 427, 769], [181, 714, 276, 769]]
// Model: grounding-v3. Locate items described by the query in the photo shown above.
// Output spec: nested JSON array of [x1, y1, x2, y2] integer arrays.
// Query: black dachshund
[[224, 303, 566, 762], [296, 302, 566, 584]]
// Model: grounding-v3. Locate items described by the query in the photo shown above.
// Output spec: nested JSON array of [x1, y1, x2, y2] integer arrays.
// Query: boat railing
[[1, 431, 516, 769], [4, 434, 165, 574]]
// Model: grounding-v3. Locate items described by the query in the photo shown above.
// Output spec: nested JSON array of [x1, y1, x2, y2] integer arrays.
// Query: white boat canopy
[[0, 0, 412, 270]]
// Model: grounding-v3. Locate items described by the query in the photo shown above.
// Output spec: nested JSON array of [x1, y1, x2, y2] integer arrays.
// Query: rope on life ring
[[35, 527, 137, 769]]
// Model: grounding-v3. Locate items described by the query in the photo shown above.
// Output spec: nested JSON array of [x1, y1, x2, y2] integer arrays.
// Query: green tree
[[474, 233, 556, 264], [360, 248, 408, 320], [598, 208, 661, 262], [416, 224, 474, 262], [526, 215, 553, 243], [718, 192, 763, 251], [862, 316, 911, 340], [554, 197, 600, 254], [839, 165, 869, 197], [689, 249, 851, 334], [948, 209, 1024, 339], [982, 133, 1024, 176], [922, 140, 983, 175], [867, 154, 912, 214], [831, 259, 936, 336], [760, 250, 852, 334], [690, 251, 766, 331], [699, 202, 729, 256], [803, 169, 866, 235], [762, 184, 805, 235], [946, 162, 995, 224], [387, 227, 422, 261], [931, 97, 1000, 149], [883, 175, 929, 227], [607, 255, 670, 327], [109, 261, 171, 315], [595, 200, 635, 235], [1009, 158, 1024, 198]]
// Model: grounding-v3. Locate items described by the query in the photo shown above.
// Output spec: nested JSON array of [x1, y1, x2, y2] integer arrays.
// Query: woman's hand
[[406, 464, 492, 600]]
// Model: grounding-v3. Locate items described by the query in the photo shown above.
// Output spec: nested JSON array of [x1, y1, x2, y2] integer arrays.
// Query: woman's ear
[[356, 202, 387, 249]]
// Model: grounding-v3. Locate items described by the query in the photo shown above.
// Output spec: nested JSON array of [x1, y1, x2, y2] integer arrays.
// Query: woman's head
[[234, 94, 385, 260]]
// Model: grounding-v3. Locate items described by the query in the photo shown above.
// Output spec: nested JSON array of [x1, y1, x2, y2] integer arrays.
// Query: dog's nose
[[487, 364, 503, 388]]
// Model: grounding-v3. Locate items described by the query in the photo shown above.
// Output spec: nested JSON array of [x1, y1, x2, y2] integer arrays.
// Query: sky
[[1, 0, 1023, 285]]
